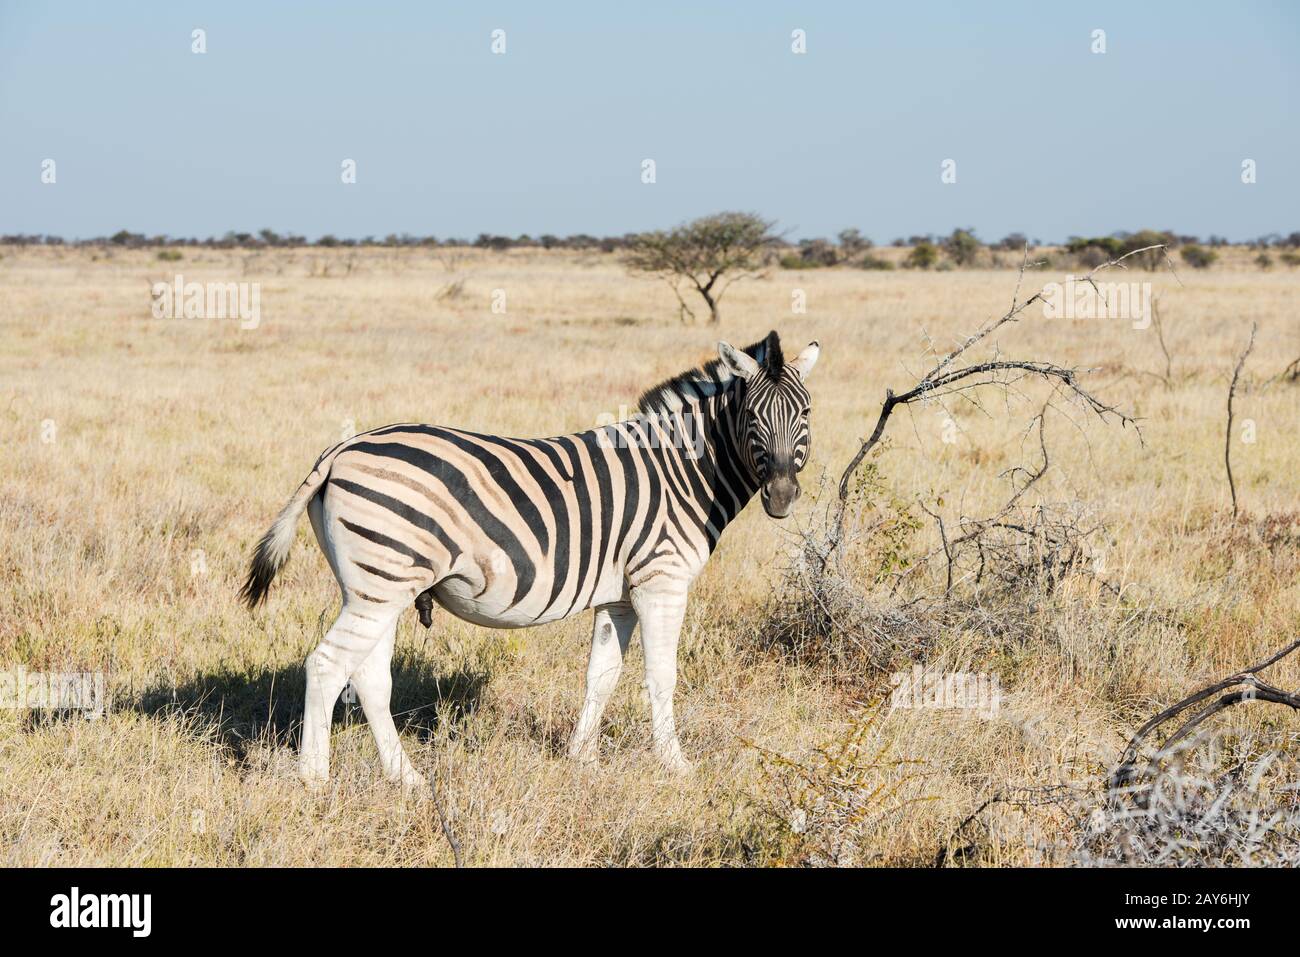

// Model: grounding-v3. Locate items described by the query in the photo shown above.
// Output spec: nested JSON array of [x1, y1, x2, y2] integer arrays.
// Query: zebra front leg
[[300, 604, 399, 789], [568, 601, 637, 764], [350, 618, 427, 791], [631, 585, 691, 773]]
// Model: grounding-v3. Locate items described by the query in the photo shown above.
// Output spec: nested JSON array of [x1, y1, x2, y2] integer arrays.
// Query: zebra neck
[[680, 387, 760, 535]]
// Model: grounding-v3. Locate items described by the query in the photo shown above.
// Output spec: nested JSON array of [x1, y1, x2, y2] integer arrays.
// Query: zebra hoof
[[566, 742, 600, 766], [299, 769, 330, 793], [396, 771, 430, 795], [656, 744, 693, 775], [663, 757, 693, 776]]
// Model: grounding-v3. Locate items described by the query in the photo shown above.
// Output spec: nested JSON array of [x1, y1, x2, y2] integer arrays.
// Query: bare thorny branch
[[916, 409, 1052, 594], [1108, 637, 1300, 802], [427, 770, 463, 867], [1129, 293, 1177, 390], [1225, 321, 1258, 522], [827, 244, 1172, 559]]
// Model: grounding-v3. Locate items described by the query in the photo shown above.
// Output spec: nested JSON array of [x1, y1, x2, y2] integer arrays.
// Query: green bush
[[943, 228, 981, 266], [1065, 235, 1123, 258], [1065, 230, 1175, 271], [904, 242, 938, 269], [1121, 230, 1176, 270], [1180, 245, 1217, 269], [837, 228, 872, 257], [798, 239, 840, 267]]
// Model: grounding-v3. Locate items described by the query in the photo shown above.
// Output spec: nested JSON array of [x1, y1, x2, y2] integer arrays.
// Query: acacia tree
[[624, 212, 776, 323]]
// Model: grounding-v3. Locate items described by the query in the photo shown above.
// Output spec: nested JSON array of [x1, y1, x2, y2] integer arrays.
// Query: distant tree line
[[4, 225, 1298, 261], [0, 229, 643, 251]]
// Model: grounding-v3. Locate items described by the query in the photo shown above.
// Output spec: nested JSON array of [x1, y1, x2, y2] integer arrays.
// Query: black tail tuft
[[240, 453, 334, 611], [240, 526, 283, 609]]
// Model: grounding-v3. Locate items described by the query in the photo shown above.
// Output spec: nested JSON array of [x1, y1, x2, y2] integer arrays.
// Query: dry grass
[[1, 244, 1297, 866]]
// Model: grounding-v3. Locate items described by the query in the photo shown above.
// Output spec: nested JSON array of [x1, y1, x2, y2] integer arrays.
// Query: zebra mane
[[636, 330, 784, 413]]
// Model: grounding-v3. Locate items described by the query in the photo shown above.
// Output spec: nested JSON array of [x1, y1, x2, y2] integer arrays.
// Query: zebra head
[[717, 333, 820, 519]]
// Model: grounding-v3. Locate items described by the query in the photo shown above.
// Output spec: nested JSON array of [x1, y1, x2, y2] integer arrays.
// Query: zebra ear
[[789, 341, 820, 380], [717, 341, 760, 381]]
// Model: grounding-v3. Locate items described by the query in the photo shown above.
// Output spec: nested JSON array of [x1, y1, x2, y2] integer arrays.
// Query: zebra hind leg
[[350, 617, 428, 791], [300, 602, 403, 789]]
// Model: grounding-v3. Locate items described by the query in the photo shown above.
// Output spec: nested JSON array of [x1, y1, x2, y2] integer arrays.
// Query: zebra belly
[[430, 558, 628, 628]]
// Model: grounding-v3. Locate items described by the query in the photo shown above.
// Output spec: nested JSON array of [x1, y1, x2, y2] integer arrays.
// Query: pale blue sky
[[1, 1, 1296, 242]]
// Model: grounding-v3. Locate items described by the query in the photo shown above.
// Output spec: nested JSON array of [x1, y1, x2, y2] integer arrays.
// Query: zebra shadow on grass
[[128, 648, 489, 766]]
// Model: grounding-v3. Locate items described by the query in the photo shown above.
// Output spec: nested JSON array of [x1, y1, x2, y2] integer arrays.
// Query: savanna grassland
[[1, 243, 1297, 866]]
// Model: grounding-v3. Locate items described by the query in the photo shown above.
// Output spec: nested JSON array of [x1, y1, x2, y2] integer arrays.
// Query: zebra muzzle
[[761, 475, 801, 519]]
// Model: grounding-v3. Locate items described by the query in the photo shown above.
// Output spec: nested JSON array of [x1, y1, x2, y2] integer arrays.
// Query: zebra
[[241, 331, 819, 788]]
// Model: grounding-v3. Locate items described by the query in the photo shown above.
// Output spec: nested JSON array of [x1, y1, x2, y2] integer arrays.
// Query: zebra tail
[[240, 444, 344, 609]]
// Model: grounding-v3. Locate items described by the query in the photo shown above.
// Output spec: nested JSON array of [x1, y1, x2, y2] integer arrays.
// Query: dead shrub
[[755, 429, 1112, 685], [1079, 735, 1300, 866]]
